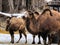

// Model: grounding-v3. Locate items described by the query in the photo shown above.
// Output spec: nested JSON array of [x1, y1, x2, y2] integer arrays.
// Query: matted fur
[[9, 17, 26, 31], [6, 17, 27, 43], [38, 9, 60, 44]]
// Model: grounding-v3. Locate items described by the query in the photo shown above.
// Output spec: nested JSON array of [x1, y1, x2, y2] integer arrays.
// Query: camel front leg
[[38, 34, 41, 44], [9, 31, 14, 44], [23, 31, 27, 44], [32, 35, 35, 44]]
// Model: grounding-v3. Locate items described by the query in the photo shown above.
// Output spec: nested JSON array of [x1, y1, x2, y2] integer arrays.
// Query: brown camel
[[38, 9, 60, 45], [25, 9, 53, 44], [6, 17, 27, 43]]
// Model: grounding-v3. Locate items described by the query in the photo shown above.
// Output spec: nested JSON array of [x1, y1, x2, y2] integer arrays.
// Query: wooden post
[[8, 0, 14, 13]]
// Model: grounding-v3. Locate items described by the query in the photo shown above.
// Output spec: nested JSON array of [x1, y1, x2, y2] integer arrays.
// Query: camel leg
[[48, 34, 52, 44], [42, 35, 47, 45], [48, 34, 59, 44], [58, 40, 60, 45], [23, 31, 27, 44], [52, 35, 59, 44], [32, 35, 35, 44], [38, 34, 41, 44], [43, 39, 46, 45], [9, 31, 14, 43], [16, 30, 22, 43]]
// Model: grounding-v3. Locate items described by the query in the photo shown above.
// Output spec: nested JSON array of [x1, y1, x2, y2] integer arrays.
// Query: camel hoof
[[25, 41, 27, 44], [38, 42, 41, 44], [16, 41, 19, 43], [32, 42, 35, 44], [10, 41, 14, 44]]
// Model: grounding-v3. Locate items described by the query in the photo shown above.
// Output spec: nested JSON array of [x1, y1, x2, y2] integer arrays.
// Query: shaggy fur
[[9, 17, 25, 31], [25, 9, 53, 44], [36, 9, 53, 44], [6, 17, 27, 43], [25, 12, 41, 44], [38, 9, 60, 44]]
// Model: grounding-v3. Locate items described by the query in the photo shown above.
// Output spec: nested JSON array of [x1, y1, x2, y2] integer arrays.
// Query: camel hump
[[10, 17, 25, 25], [41, 9, 53, 16]]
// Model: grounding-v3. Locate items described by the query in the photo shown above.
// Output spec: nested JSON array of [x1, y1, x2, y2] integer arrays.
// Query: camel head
[[6, 18, 11, 31], [34, 12, 40, 20], [27, 10, 34, 19], [6, 16, 15, 31]]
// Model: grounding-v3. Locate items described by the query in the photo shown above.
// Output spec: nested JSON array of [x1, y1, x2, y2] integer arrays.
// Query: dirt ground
[[0, 29, 19, 34]]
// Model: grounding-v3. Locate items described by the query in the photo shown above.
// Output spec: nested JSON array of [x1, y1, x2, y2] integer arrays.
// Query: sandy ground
[[0, 33, 46, 45], [0, 34, 59, 45], [0, 34, 43, 43]]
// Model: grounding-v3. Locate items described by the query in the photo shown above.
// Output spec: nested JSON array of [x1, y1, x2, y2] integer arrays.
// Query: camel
[[24, 9, 53, 44], [6, 17, 27, 43], [38, 9, 60, 45]]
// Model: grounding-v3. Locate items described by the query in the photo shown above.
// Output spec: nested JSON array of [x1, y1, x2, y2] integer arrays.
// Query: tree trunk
[[8, 0, 14, 13], [26, 0, 32, 10], [14, 0, 20, 13], [0, 0, 2, 11]]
